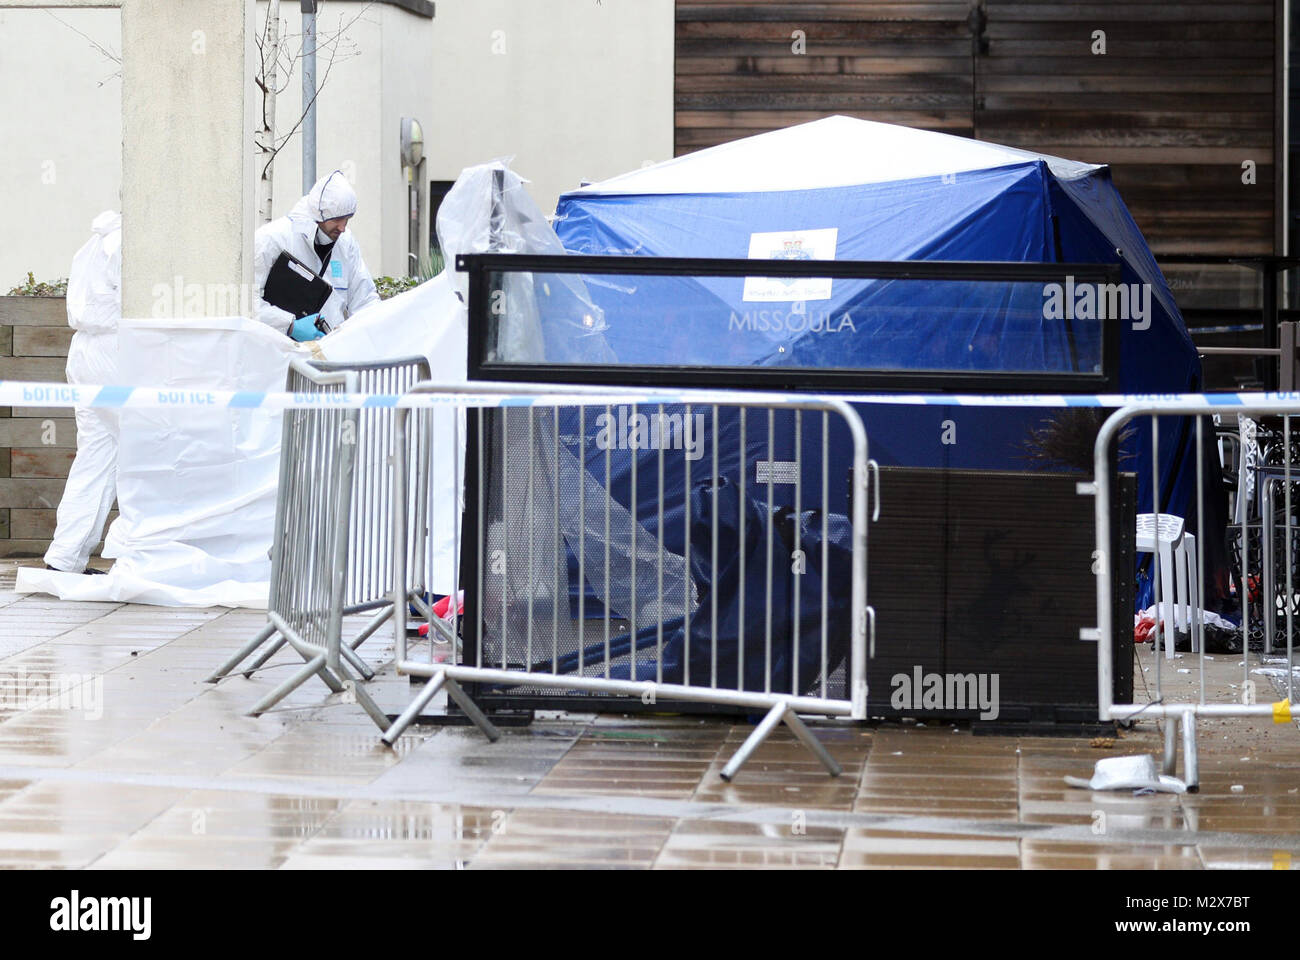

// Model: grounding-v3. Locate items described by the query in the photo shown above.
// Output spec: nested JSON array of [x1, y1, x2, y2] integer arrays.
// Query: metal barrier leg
[[722, 701, 795, 782], [205, 621, 277, 683], [381, 670, 448, 745], [782, 710, 843, 777], [333, 661, 391, 731], [1181, 710, 1200, 793], [247, 653, 337, 717], [242, 635, 288, 678], [442, 677, 501, 743], [247, 621, 379, 679], [347, 606, 392, 651], [409, 592, 434, 620], [247, 611, 384, 683], [339, 641, 375, 682], [1162, 716, 1178, 776]]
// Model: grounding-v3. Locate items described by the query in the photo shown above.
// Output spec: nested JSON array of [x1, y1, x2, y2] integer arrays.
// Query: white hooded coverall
[[44, 210, 122, 573], [253, 171, 379, 334]]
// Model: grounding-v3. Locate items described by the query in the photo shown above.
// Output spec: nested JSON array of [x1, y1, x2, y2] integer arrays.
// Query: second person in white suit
[[253, 170, 379, 340]]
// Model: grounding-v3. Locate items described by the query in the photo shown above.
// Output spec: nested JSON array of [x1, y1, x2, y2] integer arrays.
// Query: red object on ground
[[1134, 613, 1157, 645], [417, 591, 465, 638], [431, 593, 464, 619]]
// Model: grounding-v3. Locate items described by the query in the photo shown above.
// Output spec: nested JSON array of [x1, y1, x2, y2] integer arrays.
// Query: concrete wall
[[379, 2, 436, 271], [428, 0, 676, 216], [0, 7, 122, 288], [1, 0, 675, 288], [0, 2, 435, 286], [121, 0, 257, 318], [259, 2, 435, 277]]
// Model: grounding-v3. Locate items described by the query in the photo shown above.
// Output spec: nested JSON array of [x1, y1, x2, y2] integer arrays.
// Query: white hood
[[66, 210, 121, 333], [289, 170, 358, 223], [90, 209, 122, 258]]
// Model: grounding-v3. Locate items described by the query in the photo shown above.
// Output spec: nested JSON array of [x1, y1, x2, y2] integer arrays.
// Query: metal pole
[[1263, 263, 1280, 391], [301, 0, 317, 194], [1281, 322, 1298, 391]]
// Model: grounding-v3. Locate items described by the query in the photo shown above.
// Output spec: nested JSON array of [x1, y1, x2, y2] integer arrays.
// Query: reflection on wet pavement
[[2, 561, 1299, 869]]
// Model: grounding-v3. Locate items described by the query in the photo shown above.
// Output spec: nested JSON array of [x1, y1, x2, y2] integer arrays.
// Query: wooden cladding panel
[[978, 1, 1275, 254], [677, 2, 977, 146], [676, 1, 1279, 255]]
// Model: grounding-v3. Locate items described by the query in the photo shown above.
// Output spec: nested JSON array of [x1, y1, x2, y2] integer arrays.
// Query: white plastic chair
[[1136, 514, 1199, 659], [1178, 532, 1200, 655]]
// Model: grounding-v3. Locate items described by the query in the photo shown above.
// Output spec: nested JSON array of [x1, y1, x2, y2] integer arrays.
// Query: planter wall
[[0, 296, 113, 559]]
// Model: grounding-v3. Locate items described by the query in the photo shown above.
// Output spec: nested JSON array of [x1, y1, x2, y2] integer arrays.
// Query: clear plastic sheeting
[[440, 160, 612, 365], [318, 158, 613, 594], [481, 408, 697, 659]]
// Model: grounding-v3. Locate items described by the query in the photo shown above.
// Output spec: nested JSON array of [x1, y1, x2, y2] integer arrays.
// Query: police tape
[[1189, 323, 1264, 335], [5, 380, 1300, 412], [1, 381, 605, 411]]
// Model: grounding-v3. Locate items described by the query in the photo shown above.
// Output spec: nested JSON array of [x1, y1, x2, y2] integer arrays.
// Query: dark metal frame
[[458, 253, 1124, 394], [1163, 254, 1300, 390], [456, 405, 765, 716], [449, 253, 1125, 717]]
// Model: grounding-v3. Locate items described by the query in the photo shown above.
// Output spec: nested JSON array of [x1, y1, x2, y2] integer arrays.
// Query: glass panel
[[484, 268, 1110, 377]]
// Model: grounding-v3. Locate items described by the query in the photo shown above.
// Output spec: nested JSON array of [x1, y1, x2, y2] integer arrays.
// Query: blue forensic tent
[[473, 118, 1210, 690], [549, 116, 1201, 522]]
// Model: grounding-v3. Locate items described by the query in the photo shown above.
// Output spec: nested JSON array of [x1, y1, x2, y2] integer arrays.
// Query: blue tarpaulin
[[548, 116, 1201, 519], [485, 119, 1207, 678]]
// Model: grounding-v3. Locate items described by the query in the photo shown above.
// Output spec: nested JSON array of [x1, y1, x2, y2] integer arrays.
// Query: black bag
[[262, 250, 333, 323]]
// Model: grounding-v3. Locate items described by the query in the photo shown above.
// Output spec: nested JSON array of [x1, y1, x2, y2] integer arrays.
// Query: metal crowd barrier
[[1093, 401, 1300, 792], [380, 381, 876, 781], [205, 356, 432, 719]]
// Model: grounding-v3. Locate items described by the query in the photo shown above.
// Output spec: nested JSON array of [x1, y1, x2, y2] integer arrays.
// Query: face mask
[[316, 227, 334, 245]]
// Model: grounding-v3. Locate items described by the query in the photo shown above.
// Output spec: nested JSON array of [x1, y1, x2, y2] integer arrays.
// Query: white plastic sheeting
[[18, 317, 298, 606], [316, 269, 466, 598]]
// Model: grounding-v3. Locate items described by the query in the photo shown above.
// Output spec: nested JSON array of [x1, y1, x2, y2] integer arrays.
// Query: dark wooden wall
[[0, 296, 95, 559], [676, 1, 1280, 257]]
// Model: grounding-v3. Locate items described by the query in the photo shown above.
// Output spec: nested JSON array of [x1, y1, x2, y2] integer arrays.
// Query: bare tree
[[254, 0, 283, 224], [253, 1, 374, 225], [43, 9, 121, 86]]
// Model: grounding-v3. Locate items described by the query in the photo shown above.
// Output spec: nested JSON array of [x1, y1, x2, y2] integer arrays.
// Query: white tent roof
[[573, 115, 1100, 196]]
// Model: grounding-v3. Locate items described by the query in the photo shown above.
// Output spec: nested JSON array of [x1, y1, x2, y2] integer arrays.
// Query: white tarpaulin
[[16, 160, 556, 608], [18, 317, 298, 606]]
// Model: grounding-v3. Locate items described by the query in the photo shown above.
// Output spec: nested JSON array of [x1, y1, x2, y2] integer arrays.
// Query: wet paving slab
[[4, 561, 1300, 868]]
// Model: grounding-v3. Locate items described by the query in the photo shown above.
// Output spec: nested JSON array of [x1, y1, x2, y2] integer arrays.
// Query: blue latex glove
[[290, 313, 325, 342]]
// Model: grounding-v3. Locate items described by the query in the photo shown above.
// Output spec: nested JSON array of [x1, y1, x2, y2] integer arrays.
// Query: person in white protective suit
[[43, 210, 122, 575], [253, 170, 379, 341]]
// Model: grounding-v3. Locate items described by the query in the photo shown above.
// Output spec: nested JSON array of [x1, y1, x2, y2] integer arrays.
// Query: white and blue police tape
[[1190, 324, 1264, 335], [5, 380, 1300, 412], [2, 381, 600, 411]]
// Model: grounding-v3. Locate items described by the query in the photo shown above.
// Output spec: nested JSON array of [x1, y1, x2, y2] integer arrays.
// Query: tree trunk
[[256, 0, 282, 225]]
